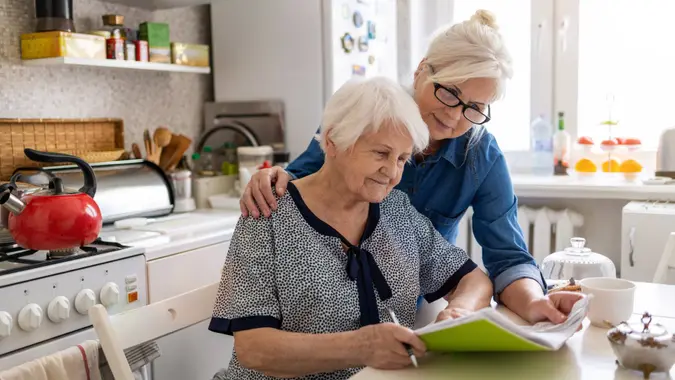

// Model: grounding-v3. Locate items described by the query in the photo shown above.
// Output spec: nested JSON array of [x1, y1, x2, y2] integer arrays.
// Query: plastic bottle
[[553, 111, 571, 175], [220, 142, 238, 175], [530, 114, 554, 176]]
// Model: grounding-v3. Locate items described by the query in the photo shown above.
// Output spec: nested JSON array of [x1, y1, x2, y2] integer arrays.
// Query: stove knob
[[0, 312, 12, 338], [75, 289, 96, 315], [100, 282, 120, 307], [47, 296, 71, 323], [18, 304, 43, 331]]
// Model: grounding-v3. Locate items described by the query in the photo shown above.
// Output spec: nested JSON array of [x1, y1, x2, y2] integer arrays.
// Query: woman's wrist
[[345, 329, 371, 367]]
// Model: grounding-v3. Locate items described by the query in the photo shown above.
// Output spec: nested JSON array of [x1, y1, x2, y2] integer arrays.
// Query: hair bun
[[470, 9, 498, 30]]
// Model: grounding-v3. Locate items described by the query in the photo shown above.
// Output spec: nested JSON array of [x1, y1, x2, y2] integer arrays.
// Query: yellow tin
[[21, 31, 106, 60], [170, 42, 210, 67]]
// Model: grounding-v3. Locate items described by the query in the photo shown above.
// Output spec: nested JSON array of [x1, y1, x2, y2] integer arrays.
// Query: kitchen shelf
[[22, 57, 211, 74]]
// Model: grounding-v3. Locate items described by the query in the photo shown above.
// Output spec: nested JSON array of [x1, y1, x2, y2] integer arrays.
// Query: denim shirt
[[285, 130, 546, 299]]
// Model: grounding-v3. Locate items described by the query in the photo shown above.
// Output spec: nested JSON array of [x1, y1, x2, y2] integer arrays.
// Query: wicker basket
[[0, 118, 125, 180]]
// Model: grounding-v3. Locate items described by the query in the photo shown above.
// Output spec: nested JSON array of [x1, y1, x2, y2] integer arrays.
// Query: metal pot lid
[[610, 312, 673, 344]]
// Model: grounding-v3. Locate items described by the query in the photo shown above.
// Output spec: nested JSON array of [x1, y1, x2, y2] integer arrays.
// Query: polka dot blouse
[[209, 182, 477, 380]]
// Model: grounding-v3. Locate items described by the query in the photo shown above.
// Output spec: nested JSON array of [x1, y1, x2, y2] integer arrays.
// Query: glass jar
[[236, 146, 273, 190]]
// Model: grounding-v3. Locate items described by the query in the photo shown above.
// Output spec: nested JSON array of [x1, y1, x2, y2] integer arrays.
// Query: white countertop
[[352, 282, 675, 379], [511, 173, 675, 200], [99, 209, 241, 261]]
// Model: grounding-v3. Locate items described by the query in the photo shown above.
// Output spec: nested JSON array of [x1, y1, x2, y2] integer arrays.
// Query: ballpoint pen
[[386, 307, 418, 368]]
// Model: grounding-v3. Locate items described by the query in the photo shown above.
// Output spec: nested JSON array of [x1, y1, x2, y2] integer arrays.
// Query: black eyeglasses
[[433, 82, 491, 125]]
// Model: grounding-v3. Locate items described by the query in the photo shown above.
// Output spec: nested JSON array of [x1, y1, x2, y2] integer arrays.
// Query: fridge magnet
[[341, 3, 350, 19], [368, 55, 375, 65], [367, 20, 377, 39], [341, 33, 354, 53], [358, 36, 369, 52], [352, 64, 366, 76], [352, 11, 364, 28]]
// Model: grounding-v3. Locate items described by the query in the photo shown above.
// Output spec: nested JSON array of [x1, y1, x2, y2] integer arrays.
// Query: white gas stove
[[0, 209, 240, 375], [0, 240, 147, 370]]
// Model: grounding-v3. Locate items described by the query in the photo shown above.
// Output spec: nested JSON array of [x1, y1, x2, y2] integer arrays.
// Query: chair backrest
[[653, 232, 675, 284], [89, 283, 219, 380]]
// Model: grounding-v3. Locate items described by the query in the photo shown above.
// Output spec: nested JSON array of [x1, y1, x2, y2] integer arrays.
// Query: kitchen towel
[[0, 340, 102, 380]]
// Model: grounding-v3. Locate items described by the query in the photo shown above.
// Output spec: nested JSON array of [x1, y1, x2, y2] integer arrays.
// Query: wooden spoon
[[149, 127, 171, 166]]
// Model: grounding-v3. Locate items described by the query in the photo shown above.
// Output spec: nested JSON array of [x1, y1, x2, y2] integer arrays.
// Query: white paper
[[415, 296, 591, 350]]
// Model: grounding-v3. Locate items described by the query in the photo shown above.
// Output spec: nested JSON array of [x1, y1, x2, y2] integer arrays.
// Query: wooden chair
[[89, 283, 219, 380], [653, 232, 675, 284]]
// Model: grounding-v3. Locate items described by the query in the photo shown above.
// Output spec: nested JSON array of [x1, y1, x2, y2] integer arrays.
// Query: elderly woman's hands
[[358, 323, 426, 369], [240, 166, 292, 218]]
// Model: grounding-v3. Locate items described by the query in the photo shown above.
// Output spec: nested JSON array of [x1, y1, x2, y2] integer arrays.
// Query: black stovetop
[[0, 239, 127, 276]]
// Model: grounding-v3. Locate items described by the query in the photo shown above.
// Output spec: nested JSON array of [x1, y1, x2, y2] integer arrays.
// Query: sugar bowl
[[606, 312, 675, 379]]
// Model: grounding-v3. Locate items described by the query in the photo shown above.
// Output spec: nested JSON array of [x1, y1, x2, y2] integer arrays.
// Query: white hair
[[316, 76, 429, 154], [425, 9, 514, 148]]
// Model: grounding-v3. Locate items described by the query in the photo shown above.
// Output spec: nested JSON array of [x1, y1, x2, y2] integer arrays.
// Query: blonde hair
[[316, 76, 429, 154], [424, 9, 513, 147]]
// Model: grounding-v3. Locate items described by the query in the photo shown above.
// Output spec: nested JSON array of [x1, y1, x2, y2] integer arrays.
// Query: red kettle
[[0, 149, 102, 251]]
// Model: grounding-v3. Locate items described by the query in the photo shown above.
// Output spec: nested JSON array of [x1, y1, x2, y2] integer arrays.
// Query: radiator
[[456, 207, 584, 270]]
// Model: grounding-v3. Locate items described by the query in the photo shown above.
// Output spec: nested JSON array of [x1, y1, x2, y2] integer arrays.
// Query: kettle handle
[[23, 149, 97, 198]]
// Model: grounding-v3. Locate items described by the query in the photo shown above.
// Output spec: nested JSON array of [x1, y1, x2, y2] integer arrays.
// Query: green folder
[[414, 297, 589, 353], [417, 318, 550, 352]]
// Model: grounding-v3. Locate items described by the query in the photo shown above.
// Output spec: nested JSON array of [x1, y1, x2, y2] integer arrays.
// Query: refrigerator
[[211, 0, 399, 159]]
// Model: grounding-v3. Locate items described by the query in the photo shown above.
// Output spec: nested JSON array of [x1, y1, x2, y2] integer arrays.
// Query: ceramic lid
[[612, 312, 674, 344]]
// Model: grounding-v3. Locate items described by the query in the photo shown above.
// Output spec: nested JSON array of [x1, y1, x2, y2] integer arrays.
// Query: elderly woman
[[239, 10, 584, 325], [208, 76, 492, 379]]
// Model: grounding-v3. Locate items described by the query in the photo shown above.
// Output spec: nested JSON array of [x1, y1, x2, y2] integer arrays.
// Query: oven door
[[0, 328, 96, 371]]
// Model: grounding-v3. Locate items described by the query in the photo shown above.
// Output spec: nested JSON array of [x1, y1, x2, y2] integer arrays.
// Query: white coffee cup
[[578, 277, 636, 328]]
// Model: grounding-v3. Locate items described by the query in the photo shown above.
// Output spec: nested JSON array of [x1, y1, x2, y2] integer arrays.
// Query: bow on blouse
[[345, 245, 392, 326]]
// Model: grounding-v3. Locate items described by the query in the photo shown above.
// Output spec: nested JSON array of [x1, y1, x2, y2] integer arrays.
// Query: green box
[[139, 22, 170, 48], [139, 22, 171, 63]]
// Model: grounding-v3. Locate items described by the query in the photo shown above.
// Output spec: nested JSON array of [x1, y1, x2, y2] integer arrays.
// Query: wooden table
[[351, 282, 675, 380]]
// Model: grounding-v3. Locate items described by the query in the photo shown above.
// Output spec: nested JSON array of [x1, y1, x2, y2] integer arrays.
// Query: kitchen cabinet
[[98, 0, 213, 10]]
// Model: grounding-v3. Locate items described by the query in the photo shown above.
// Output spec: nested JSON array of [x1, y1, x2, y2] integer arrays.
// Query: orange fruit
[[575, 158, 597, 173], [619, 159, 642, 173], [602, 159, 621, 172]]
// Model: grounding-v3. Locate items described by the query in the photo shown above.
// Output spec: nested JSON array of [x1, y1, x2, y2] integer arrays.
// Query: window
[[452, 0, 534, 151], [574, 0, 675, 150], [408, 0, 552, 153], [553, 0, 675, 154]]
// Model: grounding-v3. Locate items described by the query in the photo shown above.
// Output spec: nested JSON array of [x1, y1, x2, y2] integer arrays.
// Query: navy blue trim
[[286, 182, 380, 243], [423, 259, 478, 303], [208, 316, 281, 336], [286, 182, 390, 326]]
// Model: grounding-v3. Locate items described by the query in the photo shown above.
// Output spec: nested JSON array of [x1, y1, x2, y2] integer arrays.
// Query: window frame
[[553, 0, 580, 145], [447, 0, 556, 153]]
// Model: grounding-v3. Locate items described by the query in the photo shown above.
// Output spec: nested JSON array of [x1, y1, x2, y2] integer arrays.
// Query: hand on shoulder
[[240, 166, 292, 218]]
